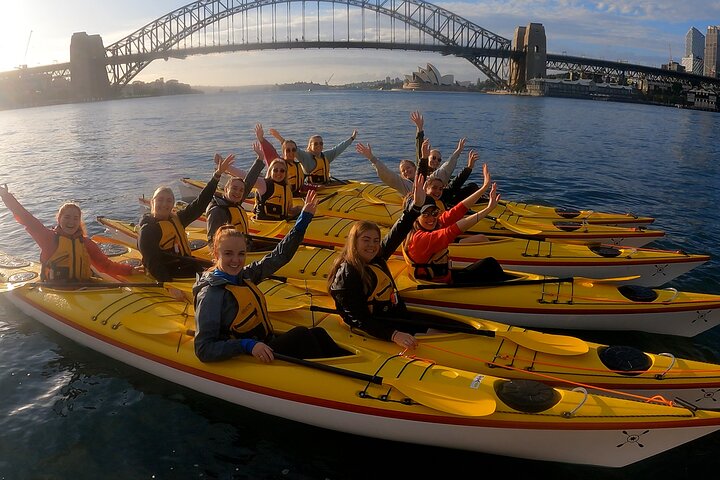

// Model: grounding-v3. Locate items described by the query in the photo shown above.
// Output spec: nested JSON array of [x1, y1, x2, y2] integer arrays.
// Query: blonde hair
[[150, 186, 176, 217], [327, 220, 380, 292], [307, 135, 323, 150], [56, 202, 87, 236], [266, 158, 288, 181]]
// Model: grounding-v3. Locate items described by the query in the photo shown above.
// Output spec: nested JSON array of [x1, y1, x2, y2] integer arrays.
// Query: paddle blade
[[385, 377, 496, 417], [499, 330, 589, 356]]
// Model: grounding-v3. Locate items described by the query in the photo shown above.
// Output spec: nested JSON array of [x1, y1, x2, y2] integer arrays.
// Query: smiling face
[[308, 135, 324, 155], [425, 178, 445, 200], [225, 178, 245, 204], [151, 187, 175, 220], [399, 160, 416, 180], [355, 227, 381, 263], [418, 207, 440, 229], [56, 204, 82, 236], [282, 140, 298, 161], [428, 150, 442, 170], [214, 229, 247, 276], [268, 160, 287, 183]]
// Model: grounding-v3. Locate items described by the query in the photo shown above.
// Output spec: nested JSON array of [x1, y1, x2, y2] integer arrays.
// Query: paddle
[[307, 306, 588, 356], [414, 274, 641, 290], [484, 216, 544, 236], [273, 353, 497, 417]]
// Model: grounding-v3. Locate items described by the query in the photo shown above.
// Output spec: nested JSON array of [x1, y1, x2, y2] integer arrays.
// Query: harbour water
[[0, 90, 719, 479]]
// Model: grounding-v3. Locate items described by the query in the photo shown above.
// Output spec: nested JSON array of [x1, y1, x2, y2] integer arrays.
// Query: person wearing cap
[[327, 175, 427, 351], [402, 171, 505, 285], [411, 110, 465, 182]]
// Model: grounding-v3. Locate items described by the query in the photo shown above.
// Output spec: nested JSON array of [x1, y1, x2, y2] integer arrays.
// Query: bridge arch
[[105, 0, 513, 88]]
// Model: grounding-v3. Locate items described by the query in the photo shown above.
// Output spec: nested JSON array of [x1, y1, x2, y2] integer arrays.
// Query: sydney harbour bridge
[[1, 0, 718, 106]]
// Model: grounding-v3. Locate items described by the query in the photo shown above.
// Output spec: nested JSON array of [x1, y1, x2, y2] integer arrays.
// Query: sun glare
[[0, 5, 38, 72]]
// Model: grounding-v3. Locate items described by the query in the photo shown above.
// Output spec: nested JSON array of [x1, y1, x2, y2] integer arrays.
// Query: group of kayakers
[[1, 110, 503, 363]]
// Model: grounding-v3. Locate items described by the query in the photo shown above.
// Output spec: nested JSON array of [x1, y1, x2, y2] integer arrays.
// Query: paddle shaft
[[38, 281, 166, 288], [274, 353, 382, 384], [308, 305, 497, 339]]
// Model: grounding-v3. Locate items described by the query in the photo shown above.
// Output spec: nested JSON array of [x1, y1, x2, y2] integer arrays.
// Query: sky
[[1, 0, 718, 86]]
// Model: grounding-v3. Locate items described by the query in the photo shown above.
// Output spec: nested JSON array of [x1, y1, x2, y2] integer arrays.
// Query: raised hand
[[421, 139, 431, 159], [302, 189, 319, 215], [410, 110, 424, 130], [412, 174, 426, 208], [215, 154, 236, 176], [252, 141, 263, 157], [255, 123, 265, 141], [355, 142, 373, 160], [350, 129, 358, 141], [454, 137, 467, 154], [467, 150, 479, 169]]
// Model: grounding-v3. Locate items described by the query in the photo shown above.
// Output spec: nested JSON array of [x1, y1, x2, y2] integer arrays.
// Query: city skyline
[[2, 0, 719, 86]]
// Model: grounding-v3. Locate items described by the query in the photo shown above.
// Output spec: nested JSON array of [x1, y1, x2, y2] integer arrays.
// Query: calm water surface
[[0, 91, 719, 479]]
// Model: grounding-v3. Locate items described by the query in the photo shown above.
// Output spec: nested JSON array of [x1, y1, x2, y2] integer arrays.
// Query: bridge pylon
[[509, 23, 547, 91], [70, 32, 112, 101]]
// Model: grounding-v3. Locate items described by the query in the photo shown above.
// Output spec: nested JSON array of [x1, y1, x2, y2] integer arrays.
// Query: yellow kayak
[[179, 177, 664, 246], [101, 214, 708, 287], [5, 276, 720, 468]]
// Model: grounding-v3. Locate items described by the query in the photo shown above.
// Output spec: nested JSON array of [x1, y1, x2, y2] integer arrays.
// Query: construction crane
[[325, 73, 334, 86], [24, 30, 33, 64]]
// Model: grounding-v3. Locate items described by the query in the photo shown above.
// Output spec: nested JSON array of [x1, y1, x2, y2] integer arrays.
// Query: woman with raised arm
[[327, 175, 427, 351], [273, 128, 357, 184], [138, 154, 234, 282], [0, 185, 143, 281], [253, 157, 302, 220], [411, 110, 465, 184], [357, 142, 415, 196], [193, 190, 346, 363], [402, 172, 505, 285], [206, 143, 265, 246], [256, 124, 304, 195]]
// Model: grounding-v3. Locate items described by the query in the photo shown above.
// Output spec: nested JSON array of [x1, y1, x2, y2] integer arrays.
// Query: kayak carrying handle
[[656, 353, 676, 380], [562, 387, 588, 418]]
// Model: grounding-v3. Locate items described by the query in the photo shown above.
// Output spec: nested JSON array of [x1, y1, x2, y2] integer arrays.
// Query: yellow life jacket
[[401, 236, 450, 282], [226, 281, 273, 338], [433, 198, 446, 213], [255, 180, 293, 220], [366, 264, 399, 314], [227, 204, 249, 236], [307, 153, 330, 184], [286, 160, 303, 193], [157, 215, 192, 256], [41, 234, 93, 281]]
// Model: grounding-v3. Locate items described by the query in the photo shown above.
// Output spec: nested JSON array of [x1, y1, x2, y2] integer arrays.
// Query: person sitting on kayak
[[138, 154, 234, 282], [253, 158, 302, 221], [193, 190, 346, 363], [357, 142, 416, 196], [206, 143, 265, 247], [327, 175, 427, 350], [272, 128, 357, 185], [255, 124, 305, 195], [0, 184, 144, 282], [402, 181, 506, 284]]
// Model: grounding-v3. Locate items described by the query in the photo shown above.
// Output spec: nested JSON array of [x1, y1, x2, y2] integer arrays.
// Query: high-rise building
[[704, 26, 720, 78], [686, 27, 705, 58], [682, 55, 704, 75]]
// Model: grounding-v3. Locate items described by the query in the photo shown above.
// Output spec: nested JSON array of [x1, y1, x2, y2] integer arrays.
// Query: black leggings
[[451, 257, 507, 284], [269, 327, 347, 359]]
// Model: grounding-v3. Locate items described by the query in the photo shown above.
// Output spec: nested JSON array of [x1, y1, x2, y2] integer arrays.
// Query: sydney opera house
[[402, 63, 459, 90]]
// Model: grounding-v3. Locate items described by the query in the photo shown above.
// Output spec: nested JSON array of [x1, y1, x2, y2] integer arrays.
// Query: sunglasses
[[285, 147, 297, 152], [273, 168, 287, 173], [312, 141, 324, 146], [429, 155, 441, 160], [421, 210, 440, 217]]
